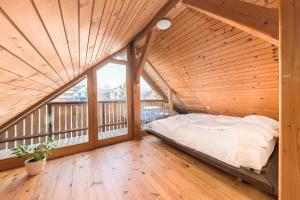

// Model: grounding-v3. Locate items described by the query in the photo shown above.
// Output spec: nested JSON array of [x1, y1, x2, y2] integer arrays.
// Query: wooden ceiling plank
[[89, 0, 116, 65], [103, 0, 140, 56], [85, 0, 106, 68], [33, 0, 75, 80], [154, 38, 275, 69], [59, 0, 80, 77], [92, 0, 126, 64], [182, 0, 279, 45], [0, 47, 56, 90], [79, 0, 94, 73], [151, 10, 211, 51], [110, 0, 150, 52], [0, 0, 70, 83], [0, 12, 64, 87], [0, 68, 52, 92], [125, 0, 160, 41], [176, 47, 276, 72], [133, 0, 181, 47], [151, 21, 238, 61]]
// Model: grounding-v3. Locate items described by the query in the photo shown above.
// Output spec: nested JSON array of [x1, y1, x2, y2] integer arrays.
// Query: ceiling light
[[156, 19, 172, 30]]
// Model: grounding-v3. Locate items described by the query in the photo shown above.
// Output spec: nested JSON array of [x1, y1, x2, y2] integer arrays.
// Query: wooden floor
[[0, 135, 275, 200]]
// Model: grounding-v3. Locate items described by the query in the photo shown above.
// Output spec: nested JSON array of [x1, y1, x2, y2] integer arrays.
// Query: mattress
[[147, 113, 278, 171]]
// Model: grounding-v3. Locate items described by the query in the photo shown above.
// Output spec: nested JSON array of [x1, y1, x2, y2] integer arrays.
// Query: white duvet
[[147, 113, 278, 171]]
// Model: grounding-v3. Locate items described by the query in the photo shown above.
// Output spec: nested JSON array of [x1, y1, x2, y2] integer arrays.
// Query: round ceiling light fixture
[[156, 19, 172, 30]]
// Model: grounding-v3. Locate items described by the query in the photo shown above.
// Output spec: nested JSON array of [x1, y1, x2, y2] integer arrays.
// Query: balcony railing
[[0, 99, 168, 158]]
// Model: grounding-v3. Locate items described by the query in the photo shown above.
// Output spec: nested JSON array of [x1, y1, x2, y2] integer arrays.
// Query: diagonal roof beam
[[134, 30, 157, 83], [182, 0, 279, 46], [142, 71, 168, 101], [147, 60, 188, 113]]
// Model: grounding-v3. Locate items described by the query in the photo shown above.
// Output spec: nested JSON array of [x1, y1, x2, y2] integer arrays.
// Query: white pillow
[[236, 138, 276, 171], [242, 115, 279, 131], [232, 122, 274, 148]]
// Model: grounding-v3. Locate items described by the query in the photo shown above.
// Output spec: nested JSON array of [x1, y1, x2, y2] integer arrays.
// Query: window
[[96, 63, 128, 140], [140, 76, 168, 128], [0, 78, 89, 159]]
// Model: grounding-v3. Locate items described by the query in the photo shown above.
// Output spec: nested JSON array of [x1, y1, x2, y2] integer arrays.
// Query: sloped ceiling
[[148, 6, 279, 119], [239, 0, 278, 8], [143, 62, 187, 113], [0, 0, 168, 126]]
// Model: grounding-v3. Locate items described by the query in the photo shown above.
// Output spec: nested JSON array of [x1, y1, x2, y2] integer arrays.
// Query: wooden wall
[[148, 7, 279, 119], [0, 0, 168, 126], [144, 62, 186, 112], [239, 0, 278, 8]]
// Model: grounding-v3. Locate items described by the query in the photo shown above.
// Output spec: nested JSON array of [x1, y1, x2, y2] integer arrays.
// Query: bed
[[146, 113, 278, 195]]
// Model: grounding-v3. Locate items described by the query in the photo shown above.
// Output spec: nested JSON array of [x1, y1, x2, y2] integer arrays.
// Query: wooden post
[[101, 102, 105, 132], [47, 103, 52, 136], [279, 0, 300, 199], [130, 45, 142, 140], [126, 45, 134, 139], [87, 69, 97, 145], [168, 89, 174, 117]]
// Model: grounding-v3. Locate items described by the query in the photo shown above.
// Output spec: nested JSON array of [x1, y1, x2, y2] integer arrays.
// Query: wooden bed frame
[[147, 130, 278, 196]]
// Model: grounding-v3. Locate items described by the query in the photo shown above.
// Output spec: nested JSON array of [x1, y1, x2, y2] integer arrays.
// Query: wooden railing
[[141, 100, 169, 126], [0, 100, 168, 151]]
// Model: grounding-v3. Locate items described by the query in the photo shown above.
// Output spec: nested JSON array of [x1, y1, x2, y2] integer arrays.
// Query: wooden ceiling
[[0, 0, 168, 126], [148, 6, 279, 119], [239, 0, 278, 8]]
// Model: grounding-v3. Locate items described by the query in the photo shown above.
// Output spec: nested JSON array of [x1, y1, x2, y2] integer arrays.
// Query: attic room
[[0, 0, 298, 199]]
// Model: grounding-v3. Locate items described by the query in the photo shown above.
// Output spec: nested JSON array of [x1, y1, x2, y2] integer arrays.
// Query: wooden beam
[[109, 58, 128, 65], [183, 0, 279, 46], [126, 45, 134, 140], [134, 30, 157, 83], [133, 0, 181, 47], [129, 44, 142, 140], [142, 71, 168, 101], [168, 89, 174, 116], [87, 69, 97, 145], [279, 0, 300, 199], [147, 60, 188, 113]]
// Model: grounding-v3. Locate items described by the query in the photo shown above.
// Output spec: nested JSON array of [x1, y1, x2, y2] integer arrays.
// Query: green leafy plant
[[11, 139, 56, 162]]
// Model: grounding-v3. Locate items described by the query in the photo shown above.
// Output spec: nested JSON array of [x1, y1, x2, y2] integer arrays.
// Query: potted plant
[[11, 139, 56, 176]]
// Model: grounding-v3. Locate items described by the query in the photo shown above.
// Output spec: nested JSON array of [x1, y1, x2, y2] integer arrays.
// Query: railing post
[[47, 103, 53, 138], [101, 102, 105, 132]]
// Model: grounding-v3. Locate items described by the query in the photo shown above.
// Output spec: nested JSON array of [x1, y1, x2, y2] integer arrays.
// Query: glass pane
[[50, 78, 89, 147], [140, 77, 168, 129], [0, 78, 89, 159], [97, 63, 128, 140]]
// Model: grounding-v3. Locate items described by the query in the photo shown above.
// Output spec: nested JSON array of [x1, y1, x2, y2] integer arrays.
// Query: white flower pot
[[24, 158, 46, 176]]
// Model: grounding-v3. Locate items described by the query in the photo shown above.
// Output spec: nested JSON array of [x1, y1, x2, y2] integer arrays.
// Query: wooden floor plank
[[0, 135, 275, 200]]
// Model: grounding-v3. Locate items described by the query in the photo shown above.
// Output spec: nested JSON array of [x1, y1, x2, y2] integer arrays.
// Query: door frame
[[91, 55, 134, 148]]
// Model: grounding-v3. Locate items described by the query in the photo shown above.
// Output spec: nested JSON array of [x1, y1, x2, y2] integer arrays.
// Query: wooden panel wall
[[144, 62, 186, 112], [0, 0, 168, 126], [149, 8, 279, 119], [239, 0, 278, 8]]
